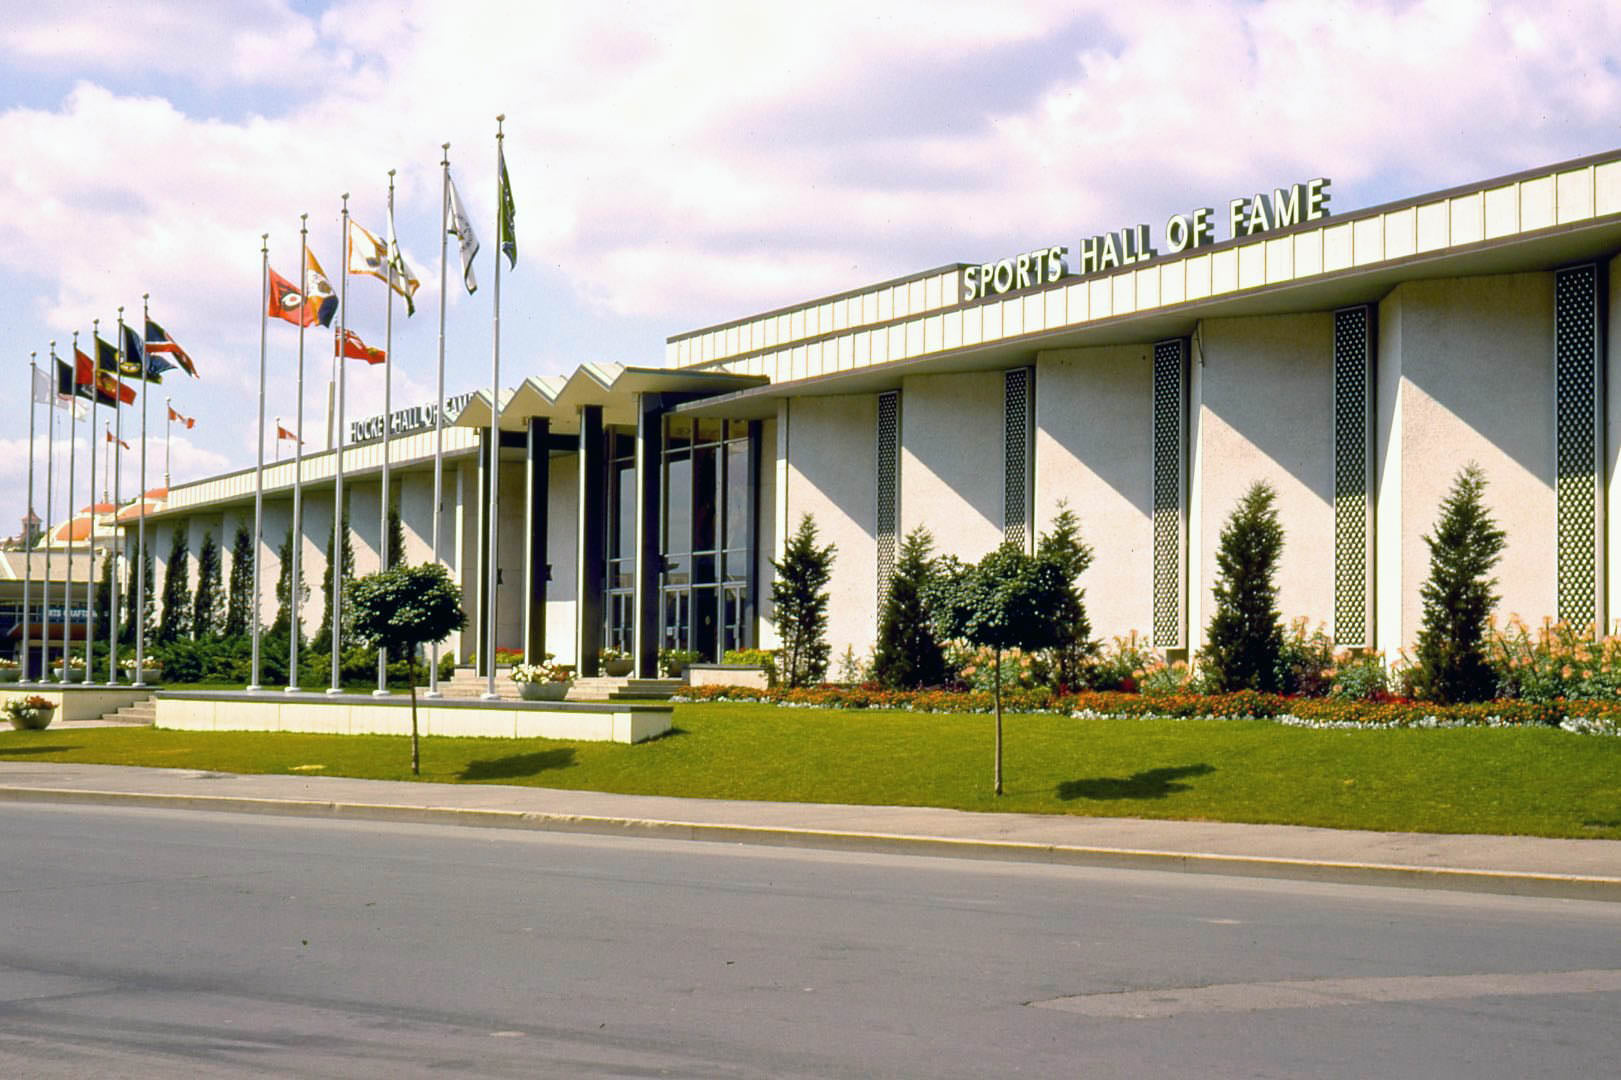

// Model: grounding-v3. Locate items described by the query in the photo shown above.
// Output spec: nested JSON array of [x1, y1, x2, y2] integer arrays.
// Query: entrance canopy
[[453, 362, 767, 435]]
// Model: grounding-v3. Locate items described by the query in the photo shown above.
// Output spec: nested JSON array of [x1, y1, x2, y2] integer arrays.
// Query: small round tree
[[927, 544, 1074, 795], [1200, 482, 1286, 692], [1412, 464, 1505, 703], [873, 526, 948, 689], [348, 562, 467, 775]]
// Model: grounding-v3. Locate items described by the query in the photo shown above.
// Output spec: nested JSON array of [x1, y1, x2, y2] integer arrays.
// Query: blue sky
[[3, 0, 1620, 530]]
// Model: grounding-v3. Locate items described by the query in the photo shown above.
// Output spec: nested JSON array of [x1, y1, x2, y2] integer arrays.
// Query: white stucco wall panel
[[899, 370, 1003, 563], [1193, 313, 1336, 650], [1034, 345, 1154, 643], [784, 395, 877, 663]]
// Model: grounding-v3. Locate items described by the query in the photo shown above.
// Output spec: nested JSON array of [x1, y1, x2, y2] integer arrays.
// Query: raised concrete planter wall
[[2, 686, 155, 722], [154, 692, 671, 744], [686, 664, 770, 690]]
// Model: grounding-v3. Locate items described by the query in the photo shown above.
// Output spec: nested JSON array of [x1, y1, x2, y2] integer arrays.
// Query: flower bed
[[672, 685, 1621, 735]]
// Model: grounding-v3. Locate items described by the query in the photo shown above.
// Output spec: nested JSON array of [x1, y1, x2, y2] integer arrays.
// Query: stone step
[[101, 700, 157, 726]]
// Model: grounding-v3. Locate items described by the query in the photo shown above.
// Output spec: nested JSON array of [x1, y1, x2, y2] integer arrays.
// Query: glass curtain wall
[[604, 430, 636, 653], [660, 417, 751, 662]]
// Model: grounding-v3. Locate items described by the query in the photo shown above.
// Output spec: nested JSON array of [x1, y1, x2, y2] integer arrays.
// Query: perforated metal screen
[[1004, 368, 1032, 551], [1555, 263, 1601, 630], [1152, 340, 1185, 648], [1333, 306, 1372, 647], [876, 391, 899, 601]]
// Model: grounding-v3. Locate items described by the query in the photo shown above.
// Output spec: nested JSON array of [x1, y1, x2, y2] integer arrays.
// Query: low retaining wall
[[154, 691, 671, 744], [686, 664, 770, 690], [2, 685, 155, 722]]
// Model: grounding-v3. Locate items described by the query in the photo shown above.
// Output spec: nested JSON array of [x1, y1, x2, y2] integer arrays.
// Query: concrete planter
[[602, 658, 634, 677], [518, 681, 570, 701], [686, 664, 771, 690], [50, 667, 88, 684], [7, 703, 55, 730], [0, 669, 20, 683]]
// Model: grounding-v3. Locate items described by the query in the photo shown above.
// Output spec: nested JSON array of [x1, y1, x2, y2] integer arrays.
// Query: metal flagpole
[[23, 353, 37, 681], [484, 115, 504, 701], [42, 343, 56, 682], [134, 295, 150, 687], [248, 237, 268, 691], [164, 396, 172, 490], [330, 196, 350, 695], [288, 213, 309, 693], [84, 332, 99, 681], [376, 169, 397, 697], [110, 311, 126, 685], [428, 144, 450, 698], [62, 342, 78, 683]]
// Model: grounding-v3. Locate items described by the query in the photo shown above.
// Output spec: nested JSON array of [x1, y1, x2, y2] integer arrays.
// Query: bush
[[1487, 617, 1621, 702], [1276, 619, 1334, 696], [1200, 482, 1286, 692], [872, 526, 948, 689], [659, 648, 701, 677], [1411, 464, 1505, 703], [771, 514, 836, 688], [1082, 632, 1159, 692], [723, 648, 778, 685], [1330, 651, 1391, 700]]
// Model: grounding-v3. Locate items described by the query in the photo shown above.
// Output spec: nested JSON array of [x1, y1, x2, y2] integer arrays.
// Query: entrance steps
[[97, 699, 157, 726], [427, 667, 523, 702], [567, 677, 684, 702]]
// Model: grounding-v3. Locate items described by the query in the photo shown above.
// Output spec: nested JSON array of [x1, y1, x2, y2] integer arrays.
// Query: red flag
[[336, 328, 386, 365], [267, 266, 316, 326], [79, 347, 135, 405], [276, 422, 303, 444], [167, 405, 196, 429], [106, 431, 131, 451]]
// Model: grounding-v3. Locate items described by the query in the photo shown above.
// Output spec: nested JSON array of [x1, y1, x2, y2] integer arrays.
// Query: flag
[[336, 328, 386, 365], [81, 345, 132, 406], [32, 366, 56, 406], [447, 170, 479, 294], [53, 361, 89, 419], [348, 219, 420, 315], [498, 140, 516, 269], [303, 250, 338, 327], [386, 201, 421, 317], [119, 323, 166, 382], [95, 334, 119, 375], [267, 266, 317, 327], [167, 405, 195, 429], [145, 319, 197, 378], [106, 431, 131, 451], [276, 421, 303, 444]]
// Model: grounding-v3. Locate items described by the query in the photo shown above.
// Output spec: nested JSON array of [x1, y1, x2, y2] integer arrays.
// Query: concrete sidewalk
[[2, 761, 1617, 902]]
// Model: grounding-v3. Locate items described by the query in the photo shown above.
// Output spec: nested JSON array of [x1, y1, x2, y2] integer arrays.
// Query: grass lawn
[[2, 703, 1618, 839]]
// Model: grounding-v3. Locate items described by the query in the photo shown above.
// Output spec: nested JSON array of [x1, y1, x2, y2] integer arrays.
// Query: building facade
[[134, 149, 1621, 679]]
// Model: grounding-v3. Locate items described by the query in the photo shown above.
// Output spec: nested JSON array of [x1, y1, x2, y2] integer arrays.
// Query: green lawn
[[2, 703, 1618, 839]]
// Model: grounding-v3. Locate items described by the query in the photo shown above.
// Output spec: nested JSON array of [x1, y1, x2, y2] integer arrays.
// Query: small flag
[[498, 139, 517, 269], [53, 359, 89, 416], [106, 431, 131, 451], [336, 328, 386, 365], [267, 266, 317, 327], [167, 405, 196, 429], [348, 219, 420, 315], [386, 201, 421, 317], [276, 421, 303, 444], [119, 323, 165, 382], [145, 319, 198, 378], [447, 170, 479, 294], [303, 250, 338, 327], [95, 334, 119, 375]]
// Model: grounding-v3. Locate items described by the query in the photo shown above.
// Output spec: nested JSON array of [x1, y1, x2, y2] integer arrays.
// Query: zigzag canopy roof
[[454, 363, 766, 435]]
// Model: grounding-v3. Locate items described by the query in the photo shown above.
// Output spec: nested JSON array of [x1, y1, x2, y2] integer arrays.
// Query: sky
[[3, 0, 1620, 533]]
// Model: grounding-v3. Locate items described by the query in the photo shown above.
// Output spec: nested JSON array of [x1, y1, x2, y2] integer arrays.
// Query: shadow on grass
[[460, 748, 577, 781], [0, 743, 79, 756], [1057, 764, 1215, 801]]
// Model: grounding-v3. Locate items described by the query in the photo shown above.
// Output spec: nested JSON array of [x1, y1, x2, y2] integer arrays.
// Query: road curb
[[4, 783, 1618, 903]]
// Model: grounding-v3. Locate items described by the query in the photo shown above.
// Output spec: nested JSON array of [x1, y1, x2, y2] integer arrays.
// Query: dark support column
[[475, 430, 492, 678], [746, 419, 762, 646], [634, 395, 665, 678], [576, 405, 605, 676], [524, 417, 550, 664]]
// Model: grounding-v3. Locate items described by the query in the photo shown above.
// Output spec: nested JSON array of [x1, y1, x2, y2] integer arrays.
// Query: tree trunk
[[993, 645, 1003, 796], [408, 653, 420, 777]]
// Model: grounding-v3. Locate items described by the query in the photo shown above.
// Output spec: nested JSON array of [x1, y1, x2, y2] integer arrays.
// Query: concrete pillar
[[576, 405, 605, 676], [634, 395, 663, 678], [524, 417, 550, 663]]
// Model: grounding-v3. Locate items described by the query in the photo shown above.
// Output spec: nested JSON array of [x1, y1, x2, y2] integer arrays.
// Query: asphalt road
[[1, 804, 1617, 1079]]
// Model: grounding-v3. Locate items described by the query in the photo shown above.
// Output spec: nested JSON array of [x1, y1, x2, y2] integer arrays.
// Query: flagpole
[[428, 143, 451, 699], [289, 214, 309, 695], [43, 343, 56, 682], [484, 115, 505, 701], [134, 295, 150, 687], [249, 237, 268, 692], [376, 169, 397, 697], [62, 341, 78, 683], [84, 332, 99, 682], [109, 312, 125, 686], [164, 395, 172, 490], [23, 353, 37, 681], [330, 196, 350, 695]]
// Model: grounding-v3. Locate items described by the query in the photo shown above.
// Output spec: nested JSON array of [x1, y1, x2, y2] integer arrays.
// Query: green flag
[[498, 140, 516, 269]]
